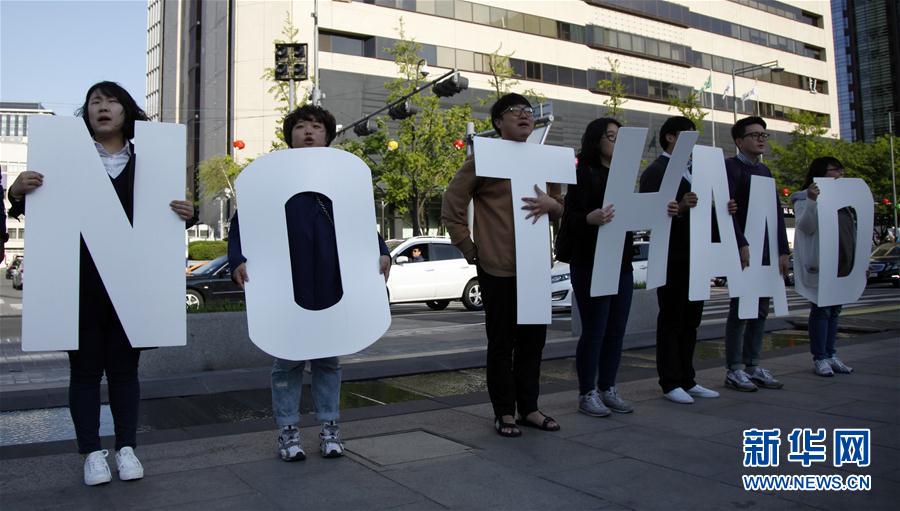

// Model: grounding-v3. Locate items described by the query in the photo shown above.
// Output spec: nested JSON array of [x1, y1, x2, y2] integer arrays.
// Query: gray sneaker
[[601, 387, 633, 413], [578, 390, 611, 417], [278, 425, 306, 461], [320, 422, 344, 458], [747, 366, 784, 389], [829, 357, 853, 374], [815, 359, 835, 377], [725, 370, 758, 392]]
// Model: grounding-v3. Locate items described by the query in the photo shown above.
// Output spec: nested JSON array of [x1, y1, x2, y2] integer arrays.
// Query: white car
[[386, 236, 483, 311], [551, 241, 650, 309]]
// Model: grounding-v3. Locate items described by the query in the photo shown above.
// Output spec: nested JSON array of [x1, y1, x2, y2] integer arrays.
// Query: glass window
[[318, 34, 331, 52], [570, 24, 584, 43], [510, 58, 525, 77], [472, 3, 489, 24], [436, 46, 455, 68], [607, 30, 618, 48], [435, 0, 453, 17], [507, 11, 524, 31], [455, 49, 474, 71], [431, 243, 464, 261], [454, 0, 472, 21], [670, 45, 682, 62], [558, 21, 571, 41], [415, 0, 435, 15], [489, 7, 505, 28], [399, 0, 415, 11], [557, 66, 573, 86], [632, 35, 644, 53], [658, 41, 670, 60], [542, 64, 557, 84], [633, 77, 648, 96], [523, 14, 540, 34], [645, 38, 658, 57], [573, 69, 587, 88], [332, 35, 364, 56], [713, 55, 725, 73], [526, 61, 542, 80], [701, 53, 712, 69], [618, 33, 632, 51], [539, 17, 557, 37]]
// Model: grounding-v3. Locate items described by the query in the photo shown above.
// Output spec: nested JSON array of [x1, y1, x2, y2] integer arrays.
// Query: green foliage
[[188, 240, 228, 260], [261, 12, 309, 151], [668, 90, 708, 136], [597, 58, 627, 122], [198, 155, 243, 201], [338, 20, 472, 235]]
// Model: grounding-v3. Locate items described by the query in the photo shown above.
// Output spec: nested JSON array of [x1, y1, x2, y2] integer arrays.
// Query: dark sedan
[[868, 243, 900, 288], [186, 255, 245, 309]]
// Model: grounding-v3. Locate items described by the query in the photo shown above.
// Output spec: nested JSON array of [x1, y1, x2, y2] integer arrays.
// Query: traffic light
[[388, 101, 418, 120], [353, 119, 378, 137], [432, 72, 469, 97], [274, 43, 308, 81]]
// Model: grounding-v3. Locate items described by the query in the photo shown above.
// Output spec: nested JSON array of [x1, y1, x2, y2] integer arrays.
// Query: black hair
[[77, 81, 148, 141], [489, 93, 532, 135], [731, 116, 766, 141], [577, 117, 621, 169], [658, 116, 696, 152], [282, 104, 337, 147], [802, 156, 843, 189]]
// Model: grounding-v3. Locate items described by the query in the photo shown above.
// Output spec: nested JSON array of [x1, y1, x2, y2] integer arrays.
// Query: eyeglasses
[[825, 166, 844, 174], [502, 106, 534, 118], [604, 131, 617, 142], [741, 132, 770, 141]]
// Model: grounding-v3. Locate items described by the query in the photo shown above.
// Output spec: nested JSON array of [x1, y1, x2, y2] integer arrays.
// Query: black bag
[[554, 199, 572, 263]]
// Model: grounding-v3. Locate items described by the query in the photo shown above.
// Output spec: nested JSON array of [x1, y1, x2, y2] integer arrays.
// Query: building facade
[[147, 0, 840, 234], [0, 103, 55, 260]]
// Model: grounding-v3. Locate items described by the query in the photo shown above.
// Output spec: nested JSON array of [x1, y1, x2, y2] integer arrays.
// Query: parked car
[[386, 236, 482, 311], [186, 255, 244, 309], [551, 241, 651, 310], [11, 259, 23, 290], [868, 242, 900, 288], [5, 255, 22, 279]]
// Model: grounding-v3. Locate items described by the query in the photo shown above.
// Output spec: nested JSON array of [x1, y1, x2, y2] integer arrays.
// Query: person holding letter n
[[7, 82, 196, 486], [227, 105, 391, 461]]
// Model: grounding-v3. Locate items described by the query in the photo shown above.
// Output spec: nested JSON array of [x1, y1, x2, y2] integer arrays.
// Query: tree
[[596, 57, 627, 121], [481, 45, 545, 123], [198, 155, 243, 202], [668, 90, 708, 136], [261, 12, 310, 151], [339, 21, 472, 236]]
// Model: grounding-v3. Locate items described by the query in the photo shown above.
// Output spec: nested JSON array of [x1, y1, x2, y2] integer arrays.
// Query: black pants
[[655, 269, 704, 393], [68, 314, 141, 454], [478, 267, 547, 418]]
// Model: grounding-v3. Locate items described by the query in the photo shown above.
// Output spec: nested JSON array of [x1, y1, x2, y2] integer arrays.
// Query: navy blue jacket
[[725, 156, 789, 261], [228, 192, 389, 311]]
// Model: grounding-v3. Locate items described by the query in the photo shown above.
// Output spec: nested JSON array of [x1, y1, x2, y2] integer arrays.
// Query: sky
[[0, 0, 148, 116]]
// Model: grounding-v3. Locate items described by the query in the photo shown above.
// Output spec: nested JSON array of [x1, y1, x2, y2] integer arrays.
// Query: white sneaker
[[814, 359, 834, 377], [829, 357, 853, 374], [115, 446, 144, 481], [320, 422, 344, 458], [84, 449, 112, 486], [686, 384, 720, 398], [663, 388, 694, 404]]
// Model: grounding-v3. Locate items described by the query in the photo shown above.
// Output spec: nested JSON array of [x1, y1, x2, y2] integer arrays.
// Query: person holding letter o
[[7, 82, 196, 486], [441, 93, 563, 437], [564, 118, 637, 416], [227, 105, 391, 462], [791, 157, 855, 377]]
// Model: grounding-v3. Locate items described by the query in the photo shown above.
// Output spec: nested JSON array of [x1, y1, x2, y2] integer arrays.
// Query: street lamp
[[889, 112, 898, 233], [731, 60, 784, 123]]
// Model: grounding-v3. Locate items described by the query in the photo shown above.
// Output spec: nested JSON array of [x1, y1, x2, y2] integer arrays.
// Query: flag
[[700, 72, 712, 92], [740, 80, 758, 108], [722, 83, 732, 101]]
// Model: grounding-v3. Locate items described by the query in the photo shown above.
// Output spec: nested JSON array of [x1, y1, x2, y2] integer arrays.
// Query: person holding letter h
[[442, 94, 564, 437], [227, 105, 391, 461], [7, 82, 196, 485], [723, 116, 790, 392]]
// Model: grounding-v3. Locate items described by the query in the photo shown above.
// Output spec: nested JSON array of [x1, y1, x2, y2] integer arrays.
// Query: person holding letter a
[[791, 157, 855, 377], [639, 117, 723, 404], [723, 116, 790, 392], [7, 82, 196, 486], [227, 105, 391, 461], [565, 118, 637, 416], [441, 93, 563, 437]]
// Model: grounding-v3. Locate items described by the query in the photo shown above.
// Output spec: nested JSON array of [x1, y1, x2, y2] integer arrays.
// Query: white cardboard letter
[[814, 177, 874, 306], [235, 148, 390, 360], [473, 137, 576, 324], [591, 128, 697, 296], [23, 117, 186, 351]]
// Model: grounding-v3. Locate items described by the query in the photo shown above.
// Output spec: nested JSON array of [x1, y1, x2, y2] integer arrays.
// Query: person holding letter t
[[565, 118, 637, 415], [228, 105, 391, 461], [639, 117, 723, 404], [441, 93, 563, 437], [791, 157, 856, 377], [723, 116, 790, 392], [6, 82, 196, 485]]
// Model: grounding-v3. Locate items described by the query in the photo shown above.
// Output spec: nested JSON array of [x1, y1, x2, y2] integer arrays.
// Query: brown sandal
[[516, 413, 560, 431]]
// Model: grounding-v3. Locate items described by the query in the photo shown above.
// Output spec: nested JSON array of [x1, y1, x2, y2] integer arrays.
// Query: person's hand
[[727, 199, 738, 215], [521, 185, 562, 224], [233, 263, 249, 288], [778, 254, 790, 277], [739, 246, 750, 269], [170, 200, 194, 221], [586, 204, 615, 226], [379, 255, 391, 282], [806, 182, 820, 201], [666, 200, 678, 217], [678, 192, 698, 214], [8, 171, 44, 199]]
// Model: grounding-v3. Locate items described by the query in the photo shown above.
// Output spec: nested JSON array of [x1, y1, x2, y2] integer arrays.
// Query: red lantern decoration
[[232, 140, 246, 150], [883, 198, 892, 206], [453, 138, 465, 150], [782, 187, 790, 197]]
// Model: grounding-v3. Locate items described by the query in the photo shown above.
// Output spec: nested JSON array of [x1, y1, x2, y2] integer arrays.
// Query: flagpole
[[710, 68, 716, 147]]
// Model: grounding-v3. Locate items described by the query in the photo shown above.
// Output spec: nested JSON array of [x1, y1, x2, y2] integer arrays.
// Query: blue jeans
[[271, 357, 341, 427], [808, 304, 842, 361], [724, 297, 769, 371], [571, 265, 634, 395]]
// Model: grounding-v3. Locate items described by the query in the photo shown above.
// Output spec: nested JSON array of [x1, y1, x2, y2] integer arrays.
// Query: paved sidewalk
[[1, 330, 897, 510]]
